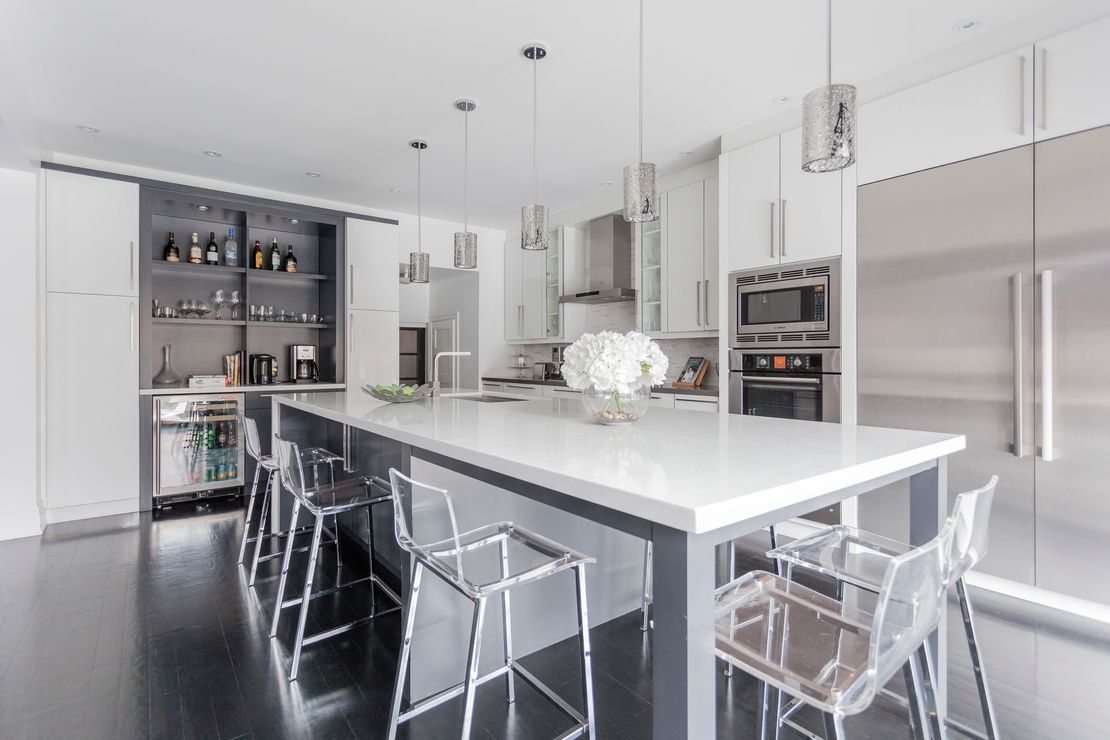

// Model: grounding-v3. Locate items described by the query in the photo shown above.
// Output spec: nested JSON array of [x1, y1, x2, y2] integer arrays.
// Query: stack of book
[[188, 374, 228, 390], [222, 352, 244, 386]]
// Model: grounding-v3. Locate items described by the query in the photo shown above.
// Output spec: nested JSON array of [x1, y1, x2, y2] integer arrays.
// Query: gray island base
[[272, 391, 964, 739]]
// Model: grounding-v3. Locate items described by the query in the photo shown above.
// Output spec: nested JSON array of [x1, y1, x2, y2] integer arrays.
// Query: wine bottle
[[269, 239, 281, 271], [187, 232, 203, 264], [283, 245, 298, 273], [163, 232, 179, 262], [252, 240, 263, 269], [205, 232, 219, 266], [224, 228, 238, 267]]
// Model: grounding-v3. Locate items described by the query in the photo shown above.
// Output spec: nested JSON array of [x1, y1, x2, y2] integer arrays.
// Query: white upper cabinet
[[724, 135, 780, 271], [504, 229, 559, 341], [1035, 17, 1110, 142], [666, 181, 707, 332], [857, 46, 1034, 185], [346, 217, 400, 311], [778, 128, 842, 263], [522, 246, 546, 339], [703, 176, 720, 330], [504, 235, 524, 340], [347, 308, 399, 387], [46, 170, 139, 297]]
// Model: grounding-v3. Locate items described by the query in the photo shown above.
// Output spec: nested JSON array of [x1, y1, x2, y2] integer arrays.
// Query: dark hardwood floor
[[0, 500, 1106, 739]]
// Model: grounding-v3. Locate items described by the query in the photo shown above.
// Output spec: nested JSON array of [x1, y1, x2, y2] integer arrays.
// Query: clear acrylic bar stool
[[269, 437, 402, 681], [236, 414, 344, 587], [386, 469, 597, 740], [768, 476, 999, 740], [715, 520, 953, 740]]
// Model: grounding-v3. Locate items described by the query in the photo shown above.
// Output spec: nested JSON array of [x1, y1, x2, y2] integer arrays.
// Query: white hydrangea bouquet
[[561, 331, 668, 424]]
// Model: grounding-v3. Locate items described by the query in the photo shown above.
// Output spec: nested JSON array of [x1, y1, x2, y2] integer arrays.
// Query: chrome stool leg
[[724, 539, 738, 678], [248, 469, 275, 587], [388, 561, 424, 740], [460, 596, 489, 739], [641, 539, 652, 632], [908, 648, 938, 740], [238, 463, 263, 564], [574, 563, 597, 738], [270, 498, 302, 638], [956, 577, 998, 740], [498, 537, 516, 703], [289, 512, 325, 681]]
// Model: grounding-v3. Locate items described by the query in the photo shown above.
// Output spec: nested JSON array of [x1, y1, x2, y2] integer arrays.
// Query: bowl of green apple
[[362, 383, 432, 403]]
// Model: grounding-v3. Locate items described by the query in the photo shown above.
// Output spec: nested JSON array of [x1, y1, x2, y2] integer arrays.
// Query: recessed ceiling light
[[772, 94, 796, 105], [202, 149, 223, 158], [289, 218, 299, 224], [390, 187, 405, 194], [679, 150, 694, 159], [305, 171, 323, 178], [600, 180, 615, 187], [197, 205, 209, 212], [76, 124, 99, 133], [952, 17, 982, 33]]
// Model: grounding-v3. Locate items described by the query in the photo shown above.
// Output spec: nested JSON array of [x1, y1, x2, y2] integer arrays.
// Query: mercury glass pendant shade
[[521, 204, 550, 251], [453, 231, 477, 269], [801, 83, 857, 173], [408, 251, 430, 284], [623, 162, 658, 222]]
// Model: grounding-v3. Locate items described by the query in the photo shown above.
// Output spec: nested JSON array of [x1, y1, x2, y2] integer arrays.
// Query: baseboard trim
[[0, 509, 43, 540], [44, 498, 139, 525]]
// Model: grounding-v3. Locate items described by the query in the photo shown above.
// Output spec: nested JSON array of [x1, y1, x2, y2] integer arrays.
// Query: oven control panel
[[740, 353, 824, 373]]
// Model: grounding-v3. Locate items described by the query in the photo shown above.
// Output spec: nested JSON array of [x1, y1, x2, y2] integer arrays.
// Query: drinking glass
[[229, 291, 242, 320], [195, 301, 212, 319], [308, 313, 319, 324], [211, 290, 227, 320], [266, 305, 275, 322]]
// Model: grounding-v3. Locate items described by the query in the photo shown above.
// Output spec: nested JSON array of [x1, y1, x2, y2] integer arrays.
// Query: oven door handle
[[737, 374, 821, 385]]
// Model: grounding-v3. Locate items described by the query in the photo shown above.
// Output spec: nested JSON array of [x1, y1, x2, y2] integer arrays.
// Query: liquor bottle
[[187, 232, 203, 264], [252, 240, 263, 269], [269, 239, 281, 271], [224, 228, 239, 267], [282, 245, 297, 273], [205, 232, 219, 266], [217, 420, 227, 448], [163, 232, 179, 262]]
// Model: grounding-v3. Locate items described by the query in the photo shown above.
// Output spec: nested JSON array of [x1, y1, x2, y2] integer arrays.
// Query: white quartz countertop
[[275, 392, 965, 534]]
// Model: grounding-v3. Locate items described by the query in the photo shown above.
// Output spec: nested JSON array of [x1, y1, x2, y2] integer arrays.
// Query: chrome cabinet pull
[[696, 280, 702, 326], [1012, 273, 1023, 457], [129, 302, 135, 351], [704, 279, 710, 326], [1039, 48, 1048, 131], [1018, 56, 1027, 136], [737, 374, 820, 385], [769, 202, 777, 258], [348, 265, 354, 306], [780, 199, 787, 257], [129, 240, 135, 291], [348, 312, 354, 355], [1041, 270, 1054, 461]]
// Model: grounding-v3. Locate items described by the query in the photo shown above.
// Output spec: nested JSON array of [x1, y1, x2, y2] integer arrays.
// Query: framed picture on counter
[[674, 356, 709, 388]]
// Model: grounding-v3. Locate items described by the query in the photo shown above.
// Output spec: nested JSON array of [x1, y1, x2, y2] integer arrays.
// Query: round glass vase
[[581, 384, 651, 425]]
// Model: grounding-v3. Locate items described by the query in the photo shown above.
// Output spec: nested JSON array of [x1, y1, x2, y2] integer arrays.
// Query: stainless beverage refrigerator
[[858, 124, 1110, 605], [153, 393, 246, 505]]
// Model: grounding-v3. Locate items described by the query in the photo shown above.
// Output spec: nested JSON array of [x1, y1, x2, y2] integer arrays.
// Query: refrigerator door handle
[[1041, 270, 1054, 461], [1012, 272, 1023, 457], [769, 202, 777, 258]]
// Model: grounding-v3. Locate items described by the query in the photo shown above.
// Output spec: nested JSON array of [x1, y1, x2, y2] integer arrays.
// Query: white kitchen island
[[273, 391, 965, 739]]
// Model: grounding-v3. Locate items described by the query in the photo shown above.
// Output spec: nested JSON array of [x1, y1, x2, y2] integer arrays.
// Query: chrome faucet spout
[[432, 351, 471, 396]]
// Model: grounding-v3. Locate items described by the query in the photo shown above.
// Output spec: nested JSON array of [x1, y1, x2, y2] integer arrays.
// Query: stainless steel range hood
[[559, 214, 637, 304]]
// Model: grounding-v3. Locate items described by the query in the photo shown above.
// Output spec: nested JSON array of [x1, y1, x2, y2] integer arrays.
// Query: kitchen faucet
[[432, 351, 471, 396]]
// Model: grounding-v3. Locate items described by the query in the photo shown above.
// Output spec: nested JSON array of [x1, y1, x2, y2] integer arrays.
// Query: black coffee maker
[[250, 354, 277, 385]]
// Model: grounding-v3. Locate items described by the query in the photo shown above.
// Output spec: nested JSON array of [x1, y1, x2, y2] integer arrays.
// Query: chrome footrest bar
[[398, 664, 513, 722], [946, 717, 988, 740], [513, 662, 588, 726], [300, 607, 400, 647], [782, 716, 824, 740], [279, 574, 375, 609]]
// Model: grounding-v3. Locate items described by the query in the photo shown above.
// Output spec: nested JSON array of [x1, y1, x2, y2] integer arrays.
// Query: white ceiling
[[0, 0, 1099, 227]]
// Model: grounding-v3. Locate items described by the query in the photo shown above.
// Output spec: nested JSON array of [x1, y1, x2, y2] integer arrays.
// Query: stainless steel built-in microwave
[[728, 257, 841, 348]]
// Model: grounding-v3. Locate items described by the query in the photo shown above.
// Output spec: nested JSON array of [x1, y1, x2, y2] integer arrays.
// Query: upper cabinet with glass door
[[544, 228, 562, 338], [640, 212, 663, 334]]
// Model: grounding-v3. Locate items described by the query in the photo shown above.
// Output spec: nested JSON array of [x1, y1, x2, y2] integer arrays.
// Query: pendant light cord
[[532, 55, 539, 205], [826, 0, 832, 87], [463, 109, 469, 231], [417, 145, 422, 249], [639, 0, 644, 164]]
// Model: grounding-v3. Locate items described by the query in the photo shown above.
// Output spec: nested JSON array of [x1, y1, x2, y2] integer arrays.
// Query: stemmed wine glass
[[211, 290, 227, 320], [195, 300, 212, 320], [229, 290, 242, 320]]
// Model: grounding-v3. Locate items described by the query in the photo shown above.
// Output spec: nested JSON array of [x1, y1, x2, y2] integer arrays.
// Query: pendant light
[[623, 0, 658, 223], [521, 44, 549, 251], [801, 0, 856, 173], [453, 99, 478, 269], [408, 139, 430, 283]]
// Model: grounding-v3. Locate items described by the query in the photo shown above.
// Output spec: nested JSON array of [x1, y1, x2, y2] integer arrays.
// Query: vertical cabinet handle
[[704, 279, 711, 327], [1039, 48, 1048, 131], [1011, 273, 1023, 457], [129, 240, 136, 291], [696, 280, 702, 326], [129, 302, 135, 352], [1041, 270, 1054, 461], [769, 202, 777, 258], [348, 265, 354, 306], [780, 199, 787, 257], [1018, 55, 1027, 136], [348, 312, 354, 355]]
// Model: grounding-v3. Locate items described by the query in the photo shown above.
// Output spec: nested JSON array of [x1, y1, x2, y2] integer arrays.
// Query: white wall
[[0, 167, 43, 539]]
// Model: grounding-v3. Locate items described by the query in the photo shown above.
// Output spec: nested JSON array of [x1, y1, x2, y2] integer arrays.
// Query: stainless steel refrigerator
[[858, 124, 1110, 605]]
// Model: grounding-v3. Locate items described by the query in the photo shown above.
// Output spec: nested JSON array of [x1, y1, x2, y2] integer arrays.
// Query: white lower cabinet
[[649, 392, 675, 410], [674, 395, 719, 413], [46, 292, 139, 519], [481, 381, 505, 393], [500, 382, 542, 398], [348, 309, 399, 387], [542, 385, 581, 400]]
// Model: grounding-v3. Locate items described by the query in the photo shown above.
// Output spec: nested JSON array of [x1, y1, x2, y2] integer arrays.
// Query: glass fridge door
[[155, 394, 245, 497]]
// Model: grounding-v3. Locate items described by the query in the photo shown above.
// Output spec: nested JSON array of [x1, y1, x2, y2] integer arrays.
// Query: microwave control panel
[[741, 354, 824, 373]]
